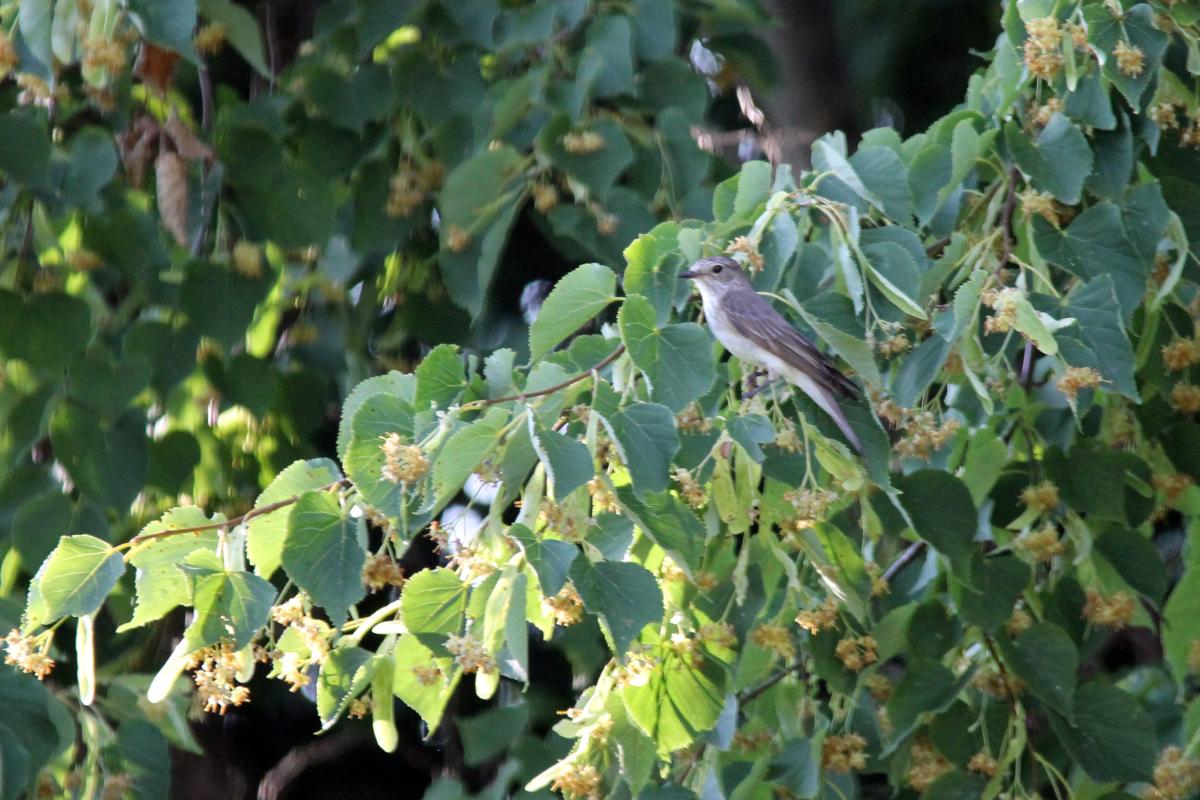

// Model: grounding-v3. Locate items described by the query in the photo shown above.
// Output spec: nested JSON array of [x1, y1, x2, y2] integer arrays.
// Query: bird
[[678, 255, 864, 454]]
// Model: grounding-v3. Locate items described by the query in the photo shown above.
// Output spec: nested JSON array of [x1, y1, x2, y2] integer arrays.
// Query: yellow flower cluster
[[232, 241, 264, 279], [725, 236, 765, 273], [380, 433, 429, 484], [821, 734, 868, 773], [1031, 96, 1064, 128], [550, 764, 601, 800], [187, 642, 251, 715], [1153, 472, 1194, 506], [866, 673, 893, 702], [1006, 608, 1034, 637], [1057, 366, 1103, 402], [586, 478, 619, 514], [532, 182, 559, 212], [1113, 39, 1146, 77], [750, 623, 796, 660], [907, 737, 952, 791], [1014, 524, 1065, 562], [1162, 338, 1200, 371], [795, 597, 839, 634], [362, 554, 406, 591], [673, 468, 707, 509], [1019, 188, 1060, 224], [540, 498, 588, 542], [1146, 747, 1200, 800], [0, 32, 17, 80], [876, 333, 911, 358], [386, 160, 443, 218], [1019, 480, 1060, 514], [613, 646, 658, 686], [194, 22, 228, 54], [1082, 588, 1136, 629], [412, 664, 444, 686], [697, 622, 737, 648], [982, 287, 1022, 334], [968, 751, 1000, 777], [82, 37, 127, 76], [445, 632, 496, 675], [973, 668, 1024, 700], [1172, 383, 1200, 414], [445, 224, 471, 253], [780, 488, 839, 535], [562, 130, 606, 154], [1024, 18, 1064, 80], [3, 629, 54, 680], [835, 635, 878, 672], [676, 404, 712, 433], [542, 584, 585, 626]]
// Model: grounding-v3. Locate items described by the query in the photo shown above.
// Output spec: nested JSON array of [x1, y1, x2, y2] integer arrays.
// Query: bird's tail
[[809, 385, 865, 455]]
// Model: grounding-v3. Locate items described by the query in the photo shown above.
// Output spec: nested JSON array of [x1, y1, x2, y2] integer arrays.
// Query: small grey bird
[[679, 255, 863, 454]]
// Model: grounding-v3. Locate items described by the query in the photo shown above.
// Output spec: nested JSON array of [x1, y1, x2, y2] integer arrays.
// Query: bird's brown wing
[[721, 289, 860, 399]]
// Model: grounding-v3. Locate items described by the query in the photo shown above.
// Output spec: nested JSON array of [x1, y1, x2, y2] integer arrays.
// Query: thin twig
[[882, 540, 927, 583], [997, 166, 1020, 278], [129, 478, 350, 544], [738, 662, 806, 706], [463, 345, 626, 410]]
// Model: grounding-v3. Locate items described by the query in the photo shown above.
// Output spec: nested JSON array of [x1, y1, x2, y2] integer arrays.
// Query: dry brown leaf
[[165, 110, 213, 162], [155, 150, 190, 246], [118, 115, 160, 188], [133, 41, 180, 94]]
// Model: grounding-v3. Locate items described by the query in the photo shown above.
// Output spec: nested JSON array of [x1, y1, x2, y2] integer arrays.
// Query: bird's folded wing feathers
[[722, 290, 860, 399]]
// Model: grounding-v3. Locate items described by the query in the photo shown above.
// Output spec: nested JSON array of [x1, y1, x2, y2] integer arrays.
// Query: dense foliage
[[4, 1, 1200, 799]]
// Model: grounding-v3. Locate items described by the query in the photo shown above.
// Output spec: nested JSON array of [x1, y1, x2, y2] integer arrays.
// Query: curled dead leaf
[[118, 115, 160, 188], [165, 111, 213, 162], [155, 150, 190, 246], [133, 41, 180, 94]]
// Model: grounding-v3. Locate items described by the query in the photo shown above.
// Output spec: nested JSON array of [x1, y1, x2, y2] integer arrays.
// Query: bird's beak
[[678, 270, 697, 279]]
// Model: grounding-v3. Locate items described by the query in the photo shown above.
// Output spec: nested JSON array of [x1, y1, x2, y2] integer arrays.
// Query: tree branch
[[128, 478, 349, 544], [882, 540, 926, 583], [738, 662, 806, 706], [463, 344, 625, 410]]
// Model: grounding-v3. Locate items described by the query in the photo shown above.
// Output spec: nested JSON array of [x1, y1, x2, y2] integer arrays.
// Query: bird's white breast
[[697, 284, 768, 368]]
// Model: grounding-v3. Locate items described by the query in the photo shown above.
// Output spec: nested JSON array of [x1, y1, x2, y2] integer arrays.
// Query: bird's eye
[[712, 264, 723, 274]]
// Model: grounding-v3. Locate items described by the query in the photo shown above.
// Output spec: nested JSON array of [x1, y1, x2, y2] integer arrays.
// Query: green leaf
[[529, 263, 617, 362], [183, 568, 275, 650], [415, 344, 467, 411], [953, 552, 1030, 632], [1055, 276, 1139, 399], [431, 407, 509, 508], [734, 161, 773, 216], [569, 558, 663, 656], [1005, 115, 1092, 204], [925, 773, 988, 800], [316, 646, 374, 725], [392, 634, 459, 733], [402, 568, 468, 638], [851, 145, 912, 223], [27, 535, 124, 624], [282, 490, 367, 624], [459, 704, 530, 767], [529, 420, 593, 501], [785, 291, 881, 387], [619, 294, 717, 412], [50, 406, 147, 511], [623, 222, 686, 325], [1164, 543, 1200, 681], [962, 427, 1007, 505], [894, 470, 977, 568], [18, 0, 52, 69], [812, 138, 876, 207], [1045, 440, 1127, 522], [995, 623, 1077, 715], [582, 15, 634, 98], [247, 459, 342, 578], [1083, 4, 1168, 107], [622, 643, 727, 756], [615, 487, 704, 573], [198, 0, 270, 76], [129, 0, 197, 52], [536, 116, 634, 201], [1093, 527, 1166, 602], [1048, 683, 1156, 783], [510, 524, 577, 596], [861, 242, 926, 319], [343, 395, 417, 526], [885, 660, 973, 744], [62, 127, 118, 210], [121, 509, 222, 631], [605, 402, 679, 496]]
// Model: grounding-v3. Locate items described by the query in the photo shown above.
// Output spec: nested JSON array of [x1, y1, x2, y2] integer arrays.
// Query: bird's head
[[678, 256, 748, 290]]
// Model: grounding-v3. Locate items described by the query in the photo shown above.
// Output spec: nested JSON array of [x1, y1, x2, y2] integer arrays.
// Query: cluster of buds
[[881, 405, 962, 460], [82, 37, 127, 77], [412, 664, 444, 686], [561, 130, 606, 154], [1082, 588, 1136, 629], [982, 287, 1021, 334], [821, 734, 868, 773], [542, 584, 585, 626], [1152, 472, 1194, 507], [773, 419, 802, 452], [1031, 96, 1065, 128], [779, 488, 838, 536], [187, 642, 251, 715], [907, 737, 952, 791], [1006, 608, 1034, 637], [1020, 480, 1060, 515], [1113, 39, 1146, 77], [613, 645, 658, 687], [1019, 188, 1060, 224], [347, 698, 370, 719], [0, 32, 17, 81], [1152, 101, 1200, 149], [1056, 366, 1103, 402], [672, 468, 707, 509], [447, 544, 498, 582], [835, 635, 878, 671], [676, 403, 712, 433], [866, 673, 893, 702], [589, 204, 619, 236], [586, 478, 620, 515], [540, 498, 589, 542], [550, 764, 602, 800], [1163, 338, 1200, 371], [795, 597, 839, 634], [193, 22, 228, 54], [445, 632, 496, 675], [271, 594, 307, 626], [386, 160, 443, 218], [667, 631, 705, 668], [532, 182, 559, 213], [973, 668, 1025, 700], [875, 333, 911, 358], [750, 622, 796, 660], [968, 751, 1000, 777], [380, 433, 429, 484], [725, 236, 765, 273], [1146, 747, 1200, 800], [1024, 18, 1064, 80], [1172, 382, 1200, 414], [3, 629, 55, 680], [1014, 524, 1066, 562], [697, 622, 737, 648], [231, 241, 264, 279], [362, 554, 406, 591]]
